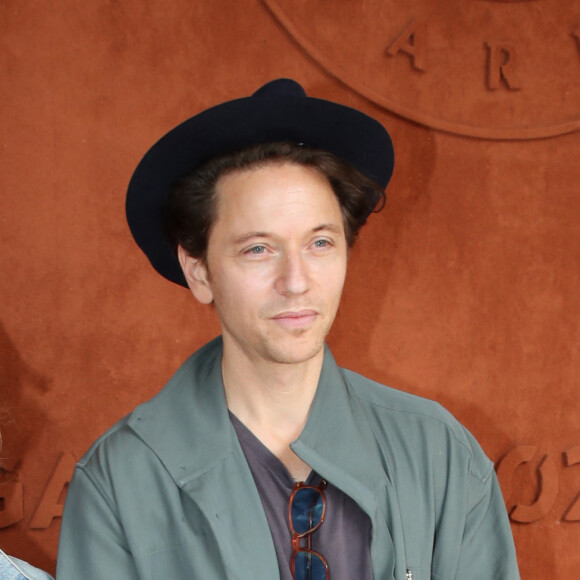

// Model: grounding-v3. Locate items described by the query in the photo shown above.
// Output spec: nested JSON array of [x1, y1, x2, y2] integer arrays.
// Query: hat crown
[[127, 78, 394, 286], [252, 78, 306, 99]]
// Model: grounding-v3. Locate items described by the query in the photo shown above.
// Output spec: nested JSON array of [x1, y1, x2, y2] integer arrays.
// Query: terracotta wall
[[1, 0, 579, 577]]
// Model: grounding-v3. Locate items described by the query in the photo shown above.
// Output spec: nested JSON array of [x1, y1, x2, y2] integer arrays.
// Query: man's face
[[180, 162, 348, 366]]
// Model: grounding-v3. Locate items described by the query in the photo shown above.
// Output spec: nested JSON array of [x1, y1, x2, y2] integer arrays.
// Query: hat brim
[[126, 79, 394, 286]]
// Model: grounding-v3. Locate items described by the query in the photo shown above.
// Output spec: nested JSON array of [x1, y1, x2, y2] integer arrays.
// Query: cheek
[[318, 257, 347, 288], [211, 272, 271, 314], [225, 264, 279, 296], [331, 268, 348, 305]]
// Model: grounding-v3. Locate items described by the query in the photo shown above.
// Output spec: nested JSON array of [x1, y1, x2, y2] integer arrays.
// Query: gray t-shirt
[[231, 413, 373, 580]]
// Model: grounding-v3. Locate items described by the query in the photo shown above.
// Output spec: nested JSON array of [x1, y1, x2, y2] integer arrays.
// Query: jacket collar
[[294, 346, 385, 496], [294, 349, 400, 579], [127, 337, 387, 494], [127, 337, 234, 486]]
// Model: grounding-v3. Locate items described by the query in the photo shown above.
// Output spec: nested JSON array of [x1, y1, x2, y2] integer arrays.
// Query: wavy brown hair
[[164, 142, 385, 262]]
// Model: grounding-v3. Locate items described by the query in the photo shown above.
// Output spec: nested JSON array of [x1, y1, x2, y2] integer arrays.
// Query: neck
[[221, 344, 324, 427], [221, 340, 324, 481]]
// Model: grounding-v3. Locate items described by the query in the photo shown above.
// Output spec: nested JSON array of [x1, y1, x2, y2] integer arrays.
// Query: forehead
[[212, 162, 343, 235]]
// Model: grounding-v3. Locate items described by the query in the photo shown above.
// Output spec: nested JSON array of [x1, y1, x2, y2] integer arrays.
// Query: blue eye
[[249, 245, 266, 254], [314, 239, 329, 248]]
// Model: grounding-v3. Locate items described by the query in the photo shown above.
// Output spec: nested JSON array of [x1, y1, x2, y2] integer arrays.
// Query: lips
[[272, 309, 318, 329]]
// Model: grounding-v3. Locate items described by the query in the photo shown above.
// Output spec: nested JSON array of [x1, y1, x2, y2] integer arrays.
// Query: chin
[[263, 338, 326, 366]]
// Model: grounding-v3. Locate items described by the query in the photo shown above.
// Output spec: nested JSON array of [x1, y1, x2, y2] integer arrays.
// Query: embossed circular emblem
[[263, 0, 580, 139]]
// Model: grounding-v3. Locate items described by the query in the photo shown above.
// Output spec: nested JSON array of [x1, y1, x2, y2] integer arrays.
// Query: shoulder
[[74, 413, 140, 476], [70, 359, 186, 494], [77, 338, 219, 460], [341, 367, 457, 423], [73, 336, 229, 492], [340, 367, 493, 481]]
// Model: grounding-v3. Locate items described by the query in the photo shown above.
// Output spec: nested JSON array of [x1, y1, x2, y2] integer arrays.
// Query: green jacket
[[57, 338, 520, 580]]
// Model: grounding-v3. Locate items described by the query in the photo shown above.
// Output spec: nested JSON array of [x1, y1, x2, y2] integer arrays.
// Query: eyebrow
[[312, 223, 343, 234], [231, 223, 343, 245], [231, 232, 271, 245]]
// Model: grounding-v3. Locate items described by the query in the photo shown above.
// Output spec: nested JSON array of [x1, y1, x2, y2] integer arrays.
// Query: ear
[[177, 245, 214, 305]]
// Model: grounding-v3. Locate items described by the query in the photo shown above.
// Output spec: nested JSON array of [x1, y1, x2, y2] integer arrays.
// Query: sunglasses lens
[[291, 487, 324, 533], [293, 550, 327, 580]]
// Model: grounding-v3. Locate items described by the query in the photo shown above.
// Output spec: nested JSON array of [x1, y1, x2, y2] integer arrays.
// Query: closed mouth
[[272, 310, 318, 327]]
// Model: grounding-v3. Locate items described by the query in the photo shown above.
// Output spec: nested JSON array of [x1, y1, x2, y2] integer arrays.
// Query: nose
[[275, 251, 311, 296]]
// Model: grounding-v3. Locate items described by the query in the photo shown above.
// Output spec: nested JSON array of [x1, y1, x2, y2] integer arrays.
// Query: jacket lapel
[[127, 337, 280, 580], [292, 348, 403, 580]]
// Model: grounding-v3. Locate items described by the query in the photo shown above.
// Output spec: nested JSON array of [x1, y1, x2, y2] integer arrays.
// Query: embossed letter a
[[386, 20, 426, 72]]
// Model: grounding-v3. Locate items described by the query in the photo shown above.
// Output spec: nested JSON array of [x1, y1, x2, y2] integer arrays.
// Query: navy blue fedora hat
[[126, 78, 395, 286]]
